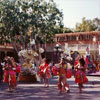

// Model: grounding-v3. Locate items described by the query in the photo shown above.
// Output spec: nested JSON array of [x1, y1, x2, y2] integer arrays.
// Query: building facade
[[44, 31, 100, 62], [54, 31, 100, 61], [0, 31, 100, 62], [0, 44, 18, 61]]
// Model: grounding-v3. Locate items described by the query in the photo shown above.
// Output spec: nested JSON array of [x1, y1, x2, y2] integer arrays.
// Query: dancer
[[74, 55, 88, 93], [10, 57, 21, 80], [39, 58, 51, 87], [3, 58, 17, 92], [57, 58, 70, 93]]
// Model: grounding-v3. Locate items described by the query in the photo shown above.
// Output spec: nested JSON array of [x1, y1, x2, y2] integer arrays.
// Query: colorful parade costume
[[85, 55, 95, 73], [57, 63, 70, 92], [39, 60, 51, 87], [75, 68, 88, 84], [74, 57, 88, 84], [74, 56, 88, 92], [3, 64, 17, 87], [39, 62, 51, 79], [66, 69, 72, 79], [16, 64, 21, 73]]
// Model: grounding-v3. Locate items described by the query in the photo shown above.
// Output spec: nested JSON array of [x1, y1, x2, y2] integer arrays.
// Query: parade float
[[18, 39, 44, 82]]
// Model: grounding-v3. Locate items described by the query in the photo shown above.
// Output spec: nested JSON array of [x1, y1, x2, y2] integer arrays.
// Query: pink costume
[[3, 64, 17, 86]]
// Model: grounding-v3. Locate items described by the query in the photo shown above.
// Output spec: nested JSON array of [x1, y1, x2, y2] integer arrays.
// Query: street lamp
[[54, 43, 61, 63]]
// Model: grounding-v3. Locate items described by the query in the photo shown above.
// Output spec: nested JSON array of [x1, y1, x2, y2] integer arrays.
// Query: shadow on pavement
[[0, 76, 100, 100]]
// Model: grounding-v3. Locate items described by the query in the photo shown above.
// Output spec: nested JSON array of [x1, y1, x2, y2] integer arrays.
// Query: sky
[[54, 0, 100, 28]]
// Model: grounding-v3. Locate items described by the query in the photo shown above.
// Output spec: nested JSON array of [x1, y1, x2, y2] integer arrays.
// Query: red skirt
[[3, 70, 17, 86], [75, 70, 88, 84], [66, 69, 72, 79]]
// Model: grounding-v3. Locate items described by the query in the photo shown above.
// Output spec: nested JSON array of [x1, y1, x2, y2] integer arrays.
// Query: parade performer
[[85, 55, 96, 72], [10, 57, 21, 80], [3, 58, 17, 91], [39, 58, 51, 87], [57, 58, 70, 93], [85, 47, 96, 73], [74, 55, 88, 93]]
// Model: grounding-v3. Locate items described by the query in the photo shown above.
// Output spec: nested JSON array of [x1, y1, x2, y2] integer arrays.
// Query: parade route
[[0, 1, 100, 100], [0, 76, 100, 100]]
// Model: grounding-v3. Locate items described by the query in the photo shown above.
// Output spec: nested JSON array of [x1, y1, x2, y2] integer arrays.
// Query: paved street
[[0, 76, 100, 100]]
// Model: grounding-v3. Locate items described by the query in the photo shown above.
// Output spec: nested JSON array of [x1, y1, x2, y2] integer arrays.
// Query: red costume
[[3, 64, 17, 86], [39, 62, 51, 79], [74, 59, 88, 84], [57, 63, 70, 92], [16, 64, 21, 73], [75, 69, 88, 84], [66, 69, 72, 79], [74, 56, 88, 92]]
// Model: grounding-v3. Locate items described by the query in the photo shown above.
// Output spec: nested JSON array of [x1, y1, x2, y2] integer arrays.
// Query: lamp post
[[54, 44, 61, 63]]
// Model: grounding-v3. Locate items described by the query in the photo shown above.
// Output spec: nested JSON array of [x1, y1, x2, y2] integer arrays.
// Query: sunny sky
[[54, 0, 100, 28]]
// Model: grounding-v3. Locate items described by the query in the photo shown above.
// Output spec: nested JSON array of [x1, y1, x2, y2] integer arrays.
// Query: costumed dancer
[[10, 57, 21, 80], [74, 54, 88, 93], [57, 58, 70, 93], [39, 58, 51, 87], [3, 58, 17, 92], [85, 54, 96, 73], [85, 47, 96, 73]]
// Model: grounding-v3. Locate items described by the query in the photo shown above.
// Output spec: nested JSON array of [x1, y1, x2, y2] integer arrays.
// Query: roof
[[55, 31, 100, 36]]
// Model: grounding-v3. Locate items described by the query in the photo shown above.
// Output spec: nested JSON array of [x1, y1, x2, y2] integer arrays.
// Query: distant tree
[[75, 17, 96, 32], [63, 27, 73, 33], [54, 26, 73, 34], [93, 18, 100, 31]]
